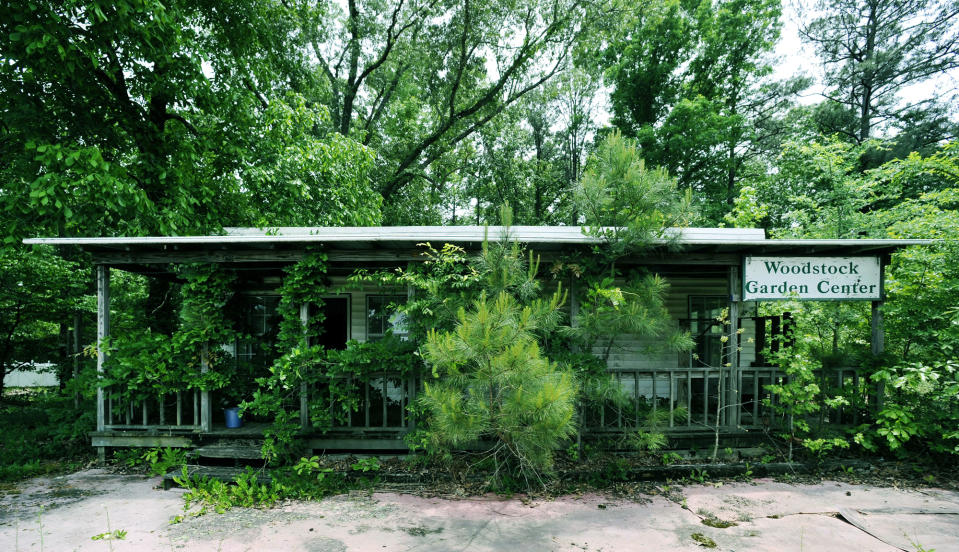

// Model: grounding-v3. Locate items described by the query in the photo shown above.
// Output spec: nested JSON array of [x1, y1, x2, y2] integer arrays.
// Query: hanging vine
[[102, 264, 239, 404]]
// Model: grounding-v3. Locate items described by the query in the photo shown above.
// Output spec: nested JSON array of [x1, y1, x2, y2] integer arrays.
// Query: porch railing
[[102, 389, 202, 431], [96, 366, 871, 437], [583, 366, 871, 433]]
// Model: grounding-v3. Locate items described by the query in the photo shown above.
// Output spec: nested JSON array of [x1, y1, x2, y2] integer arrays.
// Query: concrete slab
[[1, 471, 957, 551]]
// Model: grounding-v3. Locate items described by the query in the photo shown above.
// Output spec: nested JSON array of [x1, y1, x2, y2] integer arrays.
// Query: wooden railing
[[103, 390, 202, 431], [96, 366, 870, 437], [582, 366, 870, 433]]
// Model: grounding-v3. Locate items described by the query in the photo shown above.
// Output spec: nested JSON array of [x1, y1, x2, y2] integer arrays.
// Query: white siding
[[584, 274, 757, 372], [330, 276, 407, 343]]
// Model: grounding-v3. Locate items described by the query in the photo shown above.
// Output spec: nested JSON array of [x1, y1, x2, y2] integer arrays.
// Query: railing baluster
[[159, 394, 165, 426], [703, 370, 709, 425], [652, 371, 658, 416], [176, 391, 182, 426], [752, 369, 759, 424], [142, 399, 148, 426], [686, 372, 692, 427], [669, 372, 675, 428]]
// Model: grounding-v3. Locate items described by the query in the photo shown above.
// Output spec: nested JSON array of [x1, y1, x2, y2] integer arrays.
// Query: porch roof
[[24, 226, 931, 266]]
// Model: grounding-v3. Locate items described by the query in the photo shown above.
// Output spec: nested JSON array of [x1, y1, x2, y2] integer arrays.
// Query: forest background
[[1, 0, 958, 476]]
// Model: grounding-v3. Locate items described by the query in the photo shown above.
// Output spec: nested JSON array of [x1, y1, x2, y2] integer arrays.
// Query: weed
[[689, 469, 709, 484], [403, 526, 443, 537], [351, 457, 381, 473], [91, 530, 127, 541], [660, 452, 683, 466], [142, 447, 188, 476], [700, 516, 738, 529], [690, 532, 717, 548]]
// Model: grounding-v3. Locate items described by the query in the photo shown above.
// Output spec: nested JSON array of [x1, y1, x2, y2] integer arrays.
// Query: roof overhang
[[23, 226, 931, 271]]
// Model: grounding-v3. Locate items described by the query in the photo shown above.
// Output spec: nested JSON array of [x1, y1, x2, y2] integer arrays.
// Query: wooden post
[[300, 303, 310, 430], [73, 311, 81, 408], [871, 300, 885, 411], [96, 266, 110, 463], [200, 343, 212, 432], [727, 265, 741, 428]]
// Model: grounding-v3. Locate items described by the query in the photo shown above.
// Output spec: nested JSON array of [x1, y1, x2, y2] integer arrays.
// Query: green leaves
[[418, 229, 578, 479], [576, 130, 695, 257]]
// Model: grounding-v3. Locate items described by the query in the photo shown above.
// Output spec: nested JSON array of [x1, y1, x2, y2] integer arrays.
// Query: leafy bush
[[0, 390, 94, 480]]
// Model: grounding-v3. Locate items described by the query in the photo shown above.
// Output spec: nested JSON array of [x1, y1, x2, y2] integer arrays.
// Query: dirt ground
[[2, 469, 958, 551]]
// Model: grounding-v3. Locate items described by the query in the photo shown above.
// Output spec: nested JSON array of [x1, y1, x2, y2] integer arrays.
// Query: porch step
[[193, 439, 264, 460]]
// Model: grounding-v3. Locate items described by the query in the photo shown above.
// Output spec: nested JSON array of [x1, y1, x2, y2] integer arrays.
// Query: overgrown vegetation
[[0, 390, 94, 481], [2, 0, 959, 506]]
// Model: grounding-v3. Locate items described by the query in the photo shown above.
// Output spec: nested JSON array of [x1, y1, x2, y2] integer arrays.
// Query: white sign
[[743, 256, 881, 301]]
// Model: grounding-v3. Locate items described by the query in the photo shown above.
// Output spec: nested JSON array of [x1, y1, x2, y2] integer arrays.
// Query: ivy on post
[[299, 303, 310, 430], [175, 264, 239, 432]]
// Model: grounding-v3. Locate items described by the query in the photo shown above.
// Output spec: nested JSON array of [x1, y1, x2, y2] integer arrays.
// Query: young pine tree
[[419, 219, 578, 484]]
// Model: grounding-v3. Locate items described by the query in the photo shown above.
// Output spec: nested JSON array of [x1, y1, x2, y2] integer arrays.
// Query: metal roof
[[25, 226, 766, 245], [23, 226, 931, 266]]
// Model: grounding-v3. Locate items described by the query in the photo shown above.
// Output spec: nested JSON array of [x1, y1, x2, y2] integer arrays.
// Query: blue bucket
[[223, 407, 243, 428]]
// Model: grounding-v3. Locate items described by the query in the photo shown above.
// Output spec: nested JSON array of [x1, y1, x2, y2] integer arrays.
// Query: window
[[233, 295, 281, 373], [686, 296, 727, 368], [366, 295, 407, 341]]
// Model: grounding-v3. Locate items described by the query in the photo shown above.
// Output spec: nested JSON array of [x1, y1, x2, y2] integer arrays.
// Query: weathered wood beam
[[96, 265, 110, 462], [728, 264, 741, 428], [200, 343, 212, 432], [90, 250, 742, 267]]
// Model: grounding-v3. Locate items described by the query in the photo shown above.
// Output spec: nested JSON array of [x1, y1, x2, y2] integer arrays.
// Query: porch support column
[[871, 300, 885, 411], [73, 311, 81, 408], [200, 343, 212, 432], [96, 266, 110, 463], [727, 264, 742, 428], [299, 303, 310, 430]]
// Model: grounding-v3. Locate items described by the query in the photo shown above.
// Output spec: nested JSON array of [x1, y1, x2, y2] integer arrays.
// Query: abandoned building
[[25, 226, 926, 459]]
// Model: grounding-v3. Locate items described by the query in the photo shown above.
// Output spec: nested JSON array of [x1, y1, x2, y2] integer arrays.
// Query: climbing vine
[[102, 264, 239, 404]]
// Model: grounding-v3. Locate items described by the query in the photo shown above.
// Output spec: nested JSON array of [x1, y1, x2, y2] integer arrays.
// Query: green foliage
[[351, 457, 382, 473], [419, 224, 578, 482], [242, 253, 327, 462], [603, 0, 794, 222], [103, 265, 238, 404], [801, 0, 959, 142], [575, 131, 694, 256], [91, 529, 127, 541], [350, 242, 481, 341], [173, 459, 364, 515], [754, 138, 879, 239], [246, 252, 426, 463], [140, 447, 189, 477], [175, 467, 285, 514], [0, 390, 94, 481], [0, 246, 91, 396], [870, 361, 959, 454]]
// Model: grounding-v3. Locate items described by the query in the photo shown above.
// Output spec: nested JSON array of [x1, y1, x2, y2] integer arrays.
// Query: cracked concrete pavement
[[2, 469, 958, 551]]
